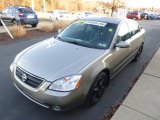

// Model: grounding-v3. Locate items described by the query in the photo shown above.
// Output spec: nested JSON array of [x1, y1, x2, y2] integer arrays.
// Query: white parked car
[[49, 10, 74, 21], [76, 11, 94, 19], [36, 11, 56, 22]]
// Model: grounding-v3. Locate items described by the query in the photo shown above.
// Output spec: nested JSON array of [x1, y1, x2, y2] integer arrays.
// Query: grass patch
[[38, 21, 72, 32], [38, 22, 54, 32], [8, 25, 26, 38]]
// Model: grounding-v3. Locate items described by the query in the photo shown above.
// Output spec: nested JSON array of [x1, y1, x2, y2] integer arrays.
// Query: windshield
[[18, 8, 33, 13], [57, 20, 117, 49]]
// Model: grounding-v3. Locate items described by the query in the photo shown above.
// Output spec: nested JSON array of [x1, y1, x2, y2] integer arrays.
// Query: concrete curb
[[111, 48, 160, 120]]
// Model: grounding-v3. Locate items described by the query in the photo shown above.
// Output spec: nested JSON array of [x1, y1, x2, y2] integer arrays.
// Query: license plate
[[27, 14, 34, 19]]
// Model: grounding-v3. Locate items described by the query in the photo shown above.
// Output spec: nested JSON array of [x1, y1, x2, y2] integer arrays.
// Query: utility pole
[[31, 0, 34, 10], [43, 0, 46, 12], [111, 0, 116, 16]]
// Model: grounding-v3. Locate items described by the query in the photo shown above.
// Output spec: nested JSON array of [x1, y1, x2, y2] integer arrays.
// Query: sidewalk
[[111, 48, 160, 120]]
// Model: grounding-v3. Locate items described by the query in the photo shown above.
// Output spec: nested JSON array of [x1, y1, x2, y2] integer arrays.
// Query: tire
[[12, 19, 17, 25], [133, 43, 143, 62], [85, 72, 108, 106], [31, 24, 37, 28], [12, 19, 21, 25]]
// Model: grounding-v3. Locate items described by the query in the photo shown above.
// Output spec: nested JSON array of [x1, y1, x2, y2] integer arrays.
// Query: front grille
[[16, 66, 44, 88]]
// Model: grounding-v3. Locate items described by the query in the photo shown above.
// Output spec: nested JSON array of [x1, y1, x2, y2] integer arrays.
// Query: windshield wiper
[[55, 37, 96, 49], [66, 40, 95, 48], [55, 36, 62, 40], [66, 40, 80, 45], [55, 37, 79, 45]]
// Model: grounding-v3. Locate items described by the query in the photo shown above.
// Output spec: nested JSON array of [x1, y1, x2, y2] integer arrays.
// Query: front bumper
[[10, 65, 85, 111]]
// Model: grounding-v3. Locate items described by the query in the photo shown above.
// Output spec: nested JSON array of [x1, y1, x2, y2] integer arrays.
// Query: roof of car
[[9, 6, 32, 9], [82, 16, 125, 24]]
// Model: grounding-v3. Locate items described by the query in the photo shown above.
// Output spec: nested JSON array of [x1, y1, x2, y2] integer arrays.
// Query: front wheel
[[12, 19, 18, 25], [86, 72, 108, 106]]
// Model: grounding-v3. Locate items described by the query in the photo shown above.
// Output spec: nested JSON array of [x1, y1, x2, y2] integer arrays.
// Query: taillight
[[18, 13, 24, 17]]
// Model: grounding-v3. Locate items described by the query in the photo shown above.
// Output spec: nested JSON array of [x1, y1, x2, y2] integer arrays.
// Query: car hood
[[17, 38, 104, 82]]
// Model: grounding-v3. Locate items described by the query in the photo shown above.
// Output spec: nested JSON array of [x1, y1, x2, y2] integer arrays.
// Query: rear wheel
[[31, 24, 37, 28], [86, 72, 108, 106], [133, 43, 143, 62]]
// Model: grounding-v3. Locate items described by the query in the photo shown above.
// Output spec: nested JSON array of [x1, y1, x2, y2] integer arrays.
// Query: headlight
[[10, 53, 21, 72], [49, 75, 82, 91]]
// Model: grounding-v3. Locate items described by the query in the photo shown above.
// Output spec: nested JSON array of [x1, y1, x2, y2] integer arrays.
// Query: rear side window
[[18, 8, 33, 13], [127, 20, 140, 36], [133, 12, 138, 15], [128, 12, 138, 15]]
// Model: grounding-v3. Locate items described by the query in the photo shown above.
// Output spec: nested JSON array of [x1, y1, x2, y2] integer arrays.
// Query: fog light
[[52, 106, 61, 111]]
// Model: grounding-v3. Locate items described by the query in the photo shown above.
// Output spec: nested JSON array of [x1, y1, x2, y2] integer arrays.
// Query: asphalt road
[[0, 20, 160, 120]]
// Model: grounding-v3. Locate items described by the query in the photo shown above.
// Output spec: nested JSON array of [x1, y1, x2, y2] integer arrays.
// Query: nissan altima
[[10, 16, 145, 111]]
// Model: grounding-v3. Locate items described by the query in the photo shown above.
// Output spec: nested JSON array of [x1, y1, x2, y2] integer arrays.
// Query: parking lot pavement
[[0, 20, 160, 120], [111, 48, 160, 120], [0, 26, 6, 33]]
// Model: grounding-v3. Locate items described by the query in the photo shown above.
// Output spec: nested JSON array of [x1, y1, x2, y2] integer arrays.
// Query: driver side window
[[117, 22, 131, 42]]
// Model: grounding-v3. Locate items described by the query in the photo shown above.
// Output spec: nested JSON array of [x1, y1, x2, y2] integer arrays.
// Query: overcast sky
[[126, 0, 160, 8]]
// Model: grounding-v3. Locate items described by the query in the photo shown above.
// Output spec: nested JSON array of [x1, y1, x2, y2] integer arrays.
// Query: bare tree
[[43, 0, 46, 12], [111, 0, 125, 16]]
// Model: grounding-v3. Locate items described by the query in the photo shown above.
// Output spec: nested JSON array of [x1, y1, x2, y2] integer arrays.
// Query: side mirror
[[58, 29, 63, 34], [116, 41, 130, 48]]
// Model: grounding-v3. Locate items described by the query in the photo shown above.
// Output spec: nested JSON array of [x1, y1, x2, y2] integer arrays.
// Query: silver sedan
[[10, 17, 145, 111]]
